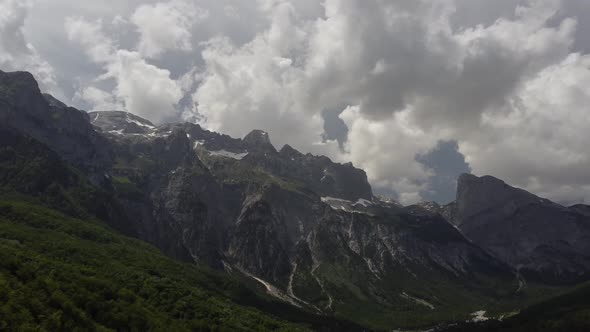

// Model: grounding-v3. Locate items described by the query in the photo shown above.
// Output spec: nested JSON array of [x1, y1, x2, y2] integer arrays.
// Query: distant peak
[[458, 173, 476, 181], [457, 173, 509, 193], [0, 70, 42, 100], [243, 129, 275, 151], [244, 129, 270, 140], [279, 144, 302, 157], [89, 111, 156, 134], [455, 173, 543, 222]]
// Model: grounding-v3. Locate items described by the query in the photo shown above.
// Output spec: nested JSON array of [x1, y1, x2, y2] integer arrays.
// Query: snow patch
[[470, 310, 489, 322], [148, 131, 172, 138], [354, 198, 373, 207], [209, 149, 249, 160], [126, 114, 155, 129], [321, 196, 351, 204], [321, 196, 353, 212], [321, 196, 375, 215], [193, 140, 205, 149]]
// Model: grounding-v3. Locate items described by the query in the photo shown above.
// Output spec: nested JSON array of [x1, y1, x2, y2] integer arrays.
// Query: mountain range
[[1, 69, 589, 331]]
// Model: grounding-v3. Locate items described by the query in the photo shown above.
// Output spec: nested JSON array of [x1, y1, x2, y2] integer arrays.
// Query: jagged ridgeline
[[1, 70, 590, 331]]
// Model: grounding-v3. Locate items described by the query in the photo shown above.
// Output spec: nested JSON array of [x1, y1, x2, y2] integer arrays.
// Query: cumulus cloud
[[6, 0, 590, 204], [339, 106, 438, 205], [188, 0, 338, 155], [65, 16, 183, 123], [0, 0, 58, 93], [74, 86, 121, 112], [462, 53, 590, 203], [131, 0, 208, 58], [185, 0, 590, 204]]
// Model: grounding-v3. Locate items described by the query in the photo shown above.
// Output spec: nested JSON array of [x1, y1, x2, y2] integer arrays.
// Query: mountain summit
[[450, 173, 590, 283]]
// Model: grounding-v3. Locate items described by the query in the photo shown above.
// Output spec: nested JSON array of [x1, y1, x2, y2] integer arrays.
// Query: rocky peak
[[0, 70, 40, 97], [243, 129, 276, 152], [417, 201, 441, 213], [455, 173, 543, 223], [0, 70, 47, 116], [452, 173, 590, 283], [0, 70, 112, 176], [90, 111, 156, 135], [279, 144, 303, 159]]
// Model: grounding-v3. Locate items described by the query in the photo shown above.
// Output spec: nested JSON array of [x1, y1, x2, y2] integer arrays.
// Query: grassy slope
[[0, 198, 313, 332]]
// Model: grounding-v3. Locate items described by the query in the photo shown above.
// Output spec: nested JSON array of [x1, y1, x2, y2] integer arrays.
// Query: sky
[[2, 0, 590, 205]]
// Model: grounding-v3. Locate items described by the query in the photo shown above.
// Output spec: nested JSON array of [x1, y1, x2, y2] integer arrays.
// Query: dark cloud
[[417, 141, 471, 204]]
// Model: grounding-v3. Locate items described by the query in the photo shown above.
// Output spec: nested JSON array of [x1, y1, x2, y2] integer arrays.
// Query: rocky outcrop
[[451, 174, 590, 284], [243, 129, 276, 153], [0, 71, 112, 180], [85, 108, 519, 316]]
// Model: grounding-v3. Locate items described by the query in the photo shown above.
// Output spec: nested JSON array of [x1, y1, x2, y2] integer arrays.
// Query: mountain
[[0, 71, 112, 182], [0, 72, 364, 332], [88, 110, 530, 329], [0, 197, 368, 331], [439, 174, 590, 284], [1, 69, 589, 330]]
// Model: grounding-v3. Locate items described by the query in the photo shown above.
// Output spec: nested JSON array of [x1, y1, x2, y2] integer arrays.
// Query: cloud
[[6, 0, 590, 204], [461, 52, 590, 204], [131, 0, 208, 58], [188, 1, 338, 155], [65, 16, 183, 123], [73, 86, 121, 112], [417, 141, 471, 204], [64, 17, 116, 63], [0, 0, 58, 93], [339, 106, 437, 205], [185, 0, 590, 204]]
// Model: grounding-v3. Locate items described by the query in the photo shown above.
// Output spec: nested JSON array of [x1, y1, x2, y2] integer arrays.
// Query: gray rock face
[[243, 129, 276, 152], [85, 109, 517, 315], [0, 71, 112, 179], [452, 174, 590, 283], [90, 111, 156, 135], [454, 174, 554, 224]]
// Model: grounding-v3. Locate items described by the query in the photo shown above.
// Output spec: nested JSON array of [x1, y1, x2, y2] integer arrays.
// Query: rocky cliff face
[[449, 174, 590, 284], [84, 110, 520, 322], [0, 71, 112, 180]]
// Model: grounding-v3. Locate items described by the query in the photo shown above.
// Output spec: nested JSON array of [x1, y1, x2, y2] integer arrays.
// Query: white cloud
[[74, 86, 121, 112], [108, 50, 183, 122], [188, 0, 590, 204], [131, 0, 208, 58], [64, 17, 116, 63], [339, 106, 437, 205], [65, 16, 183, 123], [189, 1, 336, 154], [461, 53, 590, 203], [5, 0, 590, 204], [0, 0, 58, 93]]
